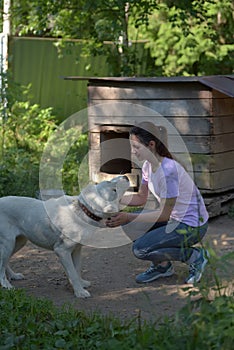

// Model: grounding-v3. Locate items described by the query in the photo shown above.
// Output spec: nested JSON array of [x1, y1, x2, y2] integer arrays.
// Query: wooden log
[[176, 151, 234, 172], [89, 99, 211, 117], [194, 168, 234, 192], [89, 115, 234, 135], [88, 84, 212, 100], [168, 134, 234, 154], [89, 132, 100, 148], [204, 192, 234, 217], [212, 98, 234, 116]]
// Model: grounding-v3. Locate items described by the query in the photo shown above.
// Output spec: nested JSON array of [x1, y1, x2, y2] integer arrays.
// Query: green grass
[[0, 287, 233, 350]]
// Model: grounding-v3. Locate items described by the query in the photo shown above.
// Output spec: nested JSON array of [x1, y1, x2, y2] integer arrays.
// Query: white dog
[[0, 175, 129, 298]]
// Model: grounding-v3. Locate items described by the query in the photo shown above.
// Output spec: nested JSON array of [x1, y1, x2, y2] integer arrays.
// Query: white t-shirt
[[141, 157, 209, 227]]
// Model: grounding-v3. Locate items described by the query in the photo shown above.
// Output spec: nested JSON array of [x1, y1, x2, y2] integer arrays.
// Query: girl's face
[[130, 134, 151, 162]]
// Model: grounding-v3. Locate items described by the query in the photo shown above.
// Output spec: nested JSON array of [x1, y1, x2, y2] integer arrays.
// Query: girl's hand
[[105, 212, 129, 227]]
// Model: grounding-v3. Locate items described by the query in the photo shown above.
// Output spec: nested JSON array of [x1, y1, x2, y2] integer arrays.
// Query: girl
[[106, 121, 209, 284]]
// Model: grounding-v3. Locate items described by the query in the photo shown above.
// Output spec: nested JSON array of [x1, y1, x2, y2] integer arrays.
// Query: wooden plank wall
[[88, 81, 234, 198]]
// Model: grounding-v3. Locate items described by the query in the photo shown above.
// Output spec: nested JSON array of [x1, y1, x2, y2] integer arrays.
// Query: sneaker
[[185, 248, 209, 284], [136, 262, 174, 284]]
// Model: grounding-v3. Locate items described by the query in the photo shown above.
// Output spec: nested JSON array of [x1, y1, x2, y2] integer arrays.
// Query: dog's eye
[[113, 189, 117, 192]]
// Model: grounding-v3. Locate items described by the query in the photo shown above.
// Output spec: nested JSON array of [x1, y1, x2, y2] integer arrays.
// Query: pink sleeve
[[160, 160, 179, 198], [160, 175, 179, 198]]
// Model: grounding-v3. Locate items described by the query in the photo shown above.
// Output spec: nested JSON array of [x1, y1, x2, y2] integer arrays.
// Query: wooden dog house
[[65, 75, 234, 216]]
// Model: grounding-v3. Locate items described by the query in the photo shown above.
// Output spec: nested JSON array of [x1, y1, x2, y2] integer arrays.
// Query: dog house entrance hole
[[100, 126, 131, 174]]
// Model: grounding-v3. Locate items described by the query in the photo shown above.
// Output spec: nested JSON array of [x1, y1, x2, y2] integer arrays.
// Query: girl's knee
[[132, 241, 147, 260]]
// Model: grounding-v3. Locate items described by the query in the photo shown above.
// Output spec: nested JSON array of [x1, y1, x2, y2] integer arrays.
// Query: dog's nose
[[122, 175, 129, 182], [121, 175, 129, 182], [111, 175, 130, 184]]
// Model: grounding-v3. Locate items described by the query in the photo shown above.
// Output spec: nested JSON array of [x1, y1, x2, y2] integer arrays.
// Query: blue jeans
[[132, 221, 208, 264]]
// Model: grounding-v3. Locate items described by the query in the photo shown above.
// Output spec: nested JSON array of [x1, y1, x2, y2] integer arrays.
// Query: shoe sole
[[136, 269, 174, 284]]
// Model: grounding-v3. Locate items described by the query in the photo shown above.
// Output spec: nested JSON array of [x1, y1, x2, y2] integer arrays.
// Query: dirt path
[[10, 214, 234, 322]]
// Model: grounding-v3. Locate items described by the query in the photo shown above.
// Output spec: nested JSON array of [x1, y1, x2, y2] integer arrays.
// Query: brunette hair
[[130, 121, 174, 159]]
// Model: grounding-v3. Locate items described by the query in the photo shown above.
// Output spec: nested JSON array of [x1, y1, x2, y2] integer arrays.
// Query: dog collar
[[78, 200, 103, 222]]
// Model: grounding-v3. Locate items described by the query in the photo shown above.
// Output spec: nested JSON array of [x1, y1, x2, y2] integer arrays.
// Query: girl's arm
[[127, 197, 176, 223], [107, 197, 177, 227], [120, 183, 149, 207]]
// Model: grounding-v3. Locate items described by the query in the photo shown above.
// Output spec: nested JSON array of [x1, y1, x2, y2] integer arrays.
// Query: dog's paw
[[0, 279, 14, 289], [81, 279, 91, 288], [11, 272, 25, 281], [75, 288, 91, 298]]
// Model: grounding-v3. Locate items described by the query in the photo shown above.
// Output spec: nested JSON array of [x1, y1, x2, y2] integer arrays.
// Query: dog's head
[[78, 175, 130, 219]]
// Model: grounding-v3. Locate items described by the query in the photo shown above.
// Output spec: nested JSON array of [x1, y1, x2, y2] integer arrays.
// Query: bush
[[0, 104, 56, 197], [0, 149, 40, 197], [62, 132, 89, 194], [0, 76, 88, 197], [0, 76, 57, 197]]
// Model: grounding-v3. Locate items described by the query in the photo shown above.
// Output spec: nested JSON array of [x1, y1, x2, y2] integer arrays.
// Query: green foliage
[[0, 276, 233, 349], [145, 0, 234, 76], [179, 249, 234, 349], [8, 0, 156, 76], [3, 0, 234, 76], [9, 0, 155, 40], [0, 148, 40, 197], [176, 294, 234, 349], [0, 78, 56, 197], [61, 132, 89, 195], [0, 75, 88, 197]]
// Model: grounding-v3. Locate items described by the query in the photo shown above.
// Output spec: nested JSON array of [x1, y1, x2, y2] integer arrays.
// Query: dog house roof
[[63, 75, 234, 98]]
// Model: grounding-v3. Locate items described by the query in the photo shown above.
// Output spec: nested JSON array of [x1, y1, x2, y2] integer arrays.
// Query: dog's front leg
[[0, 269, 14, 289], [0, 262, 14, 289], [72, 245, 91, 288], [54, 244, 91, 298], [6, 265, 25, 281]]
